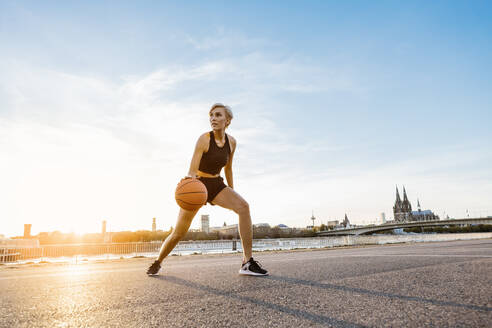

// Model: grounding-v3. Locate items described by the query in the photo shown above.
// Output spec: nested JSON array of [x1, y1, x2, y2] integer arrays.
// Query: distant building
[[274, 224, 292, 236], [341, 214, 351, 228], [380, 213, 386, 224], [102, 220, 111, 243], [201, 215, 210, 234], [152, 218, 156, 232], [326, 220, 339, 228], [218, 224, 239, 238], [393, 186, 412, 222], [24, 224, 32, 238], [393, 187, 439, 222], [253, 223, 270, 235], [310, 211, 316, 229], [411, 199, 439, 221]]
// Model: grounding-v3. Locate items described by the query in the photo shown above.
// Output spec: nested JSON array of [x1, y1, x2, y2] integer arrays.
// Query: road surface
[[1, 239, 491, 327]]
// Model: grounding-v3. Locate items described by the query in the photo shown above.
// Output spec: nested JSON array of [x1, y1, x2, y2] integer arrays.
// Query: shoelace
[[250, 258, 264, 269]]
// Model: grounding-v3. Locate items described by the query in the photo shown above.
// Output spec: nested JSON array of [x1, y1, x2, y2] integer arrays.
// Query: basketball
[[175, 178, 208, 211]]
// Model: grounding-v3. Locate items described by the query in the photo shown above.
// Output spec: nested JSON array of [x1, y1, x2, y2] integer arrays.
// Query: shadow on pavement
[[156, 275, 365, 327], [268, 275, 492, 313]]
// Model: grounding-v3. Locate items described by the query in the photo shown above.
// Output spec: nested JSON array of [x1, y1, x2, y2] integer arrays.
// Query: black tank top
[[198, 131, 231, 175]]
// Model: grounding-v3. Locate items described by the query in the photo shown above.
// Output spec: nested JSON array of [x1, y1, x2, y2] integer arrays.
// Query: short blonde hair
[[209, 103, 233, 127]]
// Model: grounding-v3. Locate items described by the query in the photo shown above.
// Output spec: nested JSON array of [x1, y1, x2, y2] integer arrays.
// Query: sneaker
[[239, 257, 268, 276], [146, 260, 161, 276]]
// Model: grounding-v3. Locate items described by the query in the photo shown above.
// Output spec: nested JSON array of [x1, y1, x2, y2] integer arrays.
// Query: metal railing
[[0, 240, 240, 263], [2, 233, 491, 264]]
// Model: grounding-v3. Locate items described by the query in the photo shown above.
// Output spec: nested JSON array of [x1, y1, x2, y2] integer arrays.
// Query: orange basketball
[[175, 178, 208, 211]]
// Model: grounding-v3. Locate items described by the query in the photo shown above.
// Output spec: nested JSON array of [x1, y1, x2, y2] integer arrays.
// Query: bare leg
[[211, 187, 252, 262], [157, 208, 198, 263]]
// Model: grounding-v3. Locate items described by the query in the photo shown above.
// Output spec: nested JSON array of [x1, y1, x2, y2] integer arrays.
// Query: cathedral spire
[[417, 198, 421, 211], [395, 185, 401, 203], [402, 186, 412, 212], [343, 213, 350, 228]]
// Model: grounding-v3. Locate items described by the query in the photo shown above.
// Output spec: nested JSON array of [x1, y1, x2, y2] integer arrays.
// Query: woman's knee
[[170, 230, 186, 241], [235, 200, 250, 215]]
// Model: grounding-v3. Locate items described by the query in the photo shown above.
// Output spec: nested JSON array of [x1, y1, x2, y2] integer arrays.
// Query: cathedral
[[393, 186, 439, 222]]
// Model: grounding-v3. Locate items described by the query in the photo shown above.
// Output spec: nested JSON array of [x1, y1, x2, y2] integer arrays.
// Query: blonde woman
[[147, 103, 268, 276]]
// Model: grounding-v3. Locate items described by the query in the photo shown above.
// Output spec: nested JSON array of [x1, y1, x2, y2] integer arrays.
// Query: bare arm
[[187, 133, 208, 178], [224, 135, 236, 188]]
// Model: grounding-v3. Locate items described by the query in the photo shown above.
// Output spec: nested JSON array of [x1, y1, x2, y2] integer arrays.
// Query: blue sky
[[1, 1, 491, 237]]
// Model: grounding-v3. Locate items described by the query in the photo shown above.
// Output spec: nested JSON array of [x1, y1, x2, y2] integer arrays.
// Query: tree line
[[14, 226, 318, 245], [403, 224, 492, 234], [14, 224, 489, 245]]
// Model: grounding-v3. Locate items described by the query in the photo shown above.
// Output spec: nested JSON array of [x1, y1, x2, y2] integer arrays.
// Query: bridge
[[317, 217, 492, 236]]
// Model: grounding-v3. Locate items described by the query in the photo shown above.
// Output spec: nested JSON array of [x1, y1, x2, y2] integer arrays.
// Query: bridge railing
[[318, 218, 492, 235], [0, 240, 241, 264]]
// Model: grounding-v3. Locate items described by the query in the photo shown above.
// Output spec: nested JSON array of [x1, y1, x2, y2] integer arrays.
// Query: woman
[[147, 103, 268, 276]]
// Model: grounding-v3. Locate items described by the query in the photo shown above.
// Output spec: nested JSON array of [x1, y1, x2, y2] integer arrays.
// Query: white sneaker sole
[[239, 269, 269, 276]]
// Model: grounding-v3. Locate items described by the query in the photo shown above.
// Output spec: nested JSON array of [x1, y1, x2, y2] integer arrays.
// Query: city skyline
[[2, 1, 491, 237], [5, 198, 489, 239]]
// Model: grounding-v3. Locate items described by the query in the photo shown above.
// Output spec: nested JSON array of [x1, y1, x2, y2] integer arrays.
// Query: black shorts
[[198, 176, 228, 205]]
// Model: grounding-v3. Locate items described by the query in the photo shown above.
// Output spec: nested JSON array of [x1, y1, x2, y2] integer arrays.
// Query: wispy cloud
[[3, 53, 358, 234], [1, 40, 490, 236], [184, 28, 270, 51]]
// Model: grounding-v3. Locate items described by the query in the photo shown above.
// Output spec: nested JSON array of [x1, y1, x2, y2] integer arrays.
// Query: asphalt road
[[1, 239, 491, 328]]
